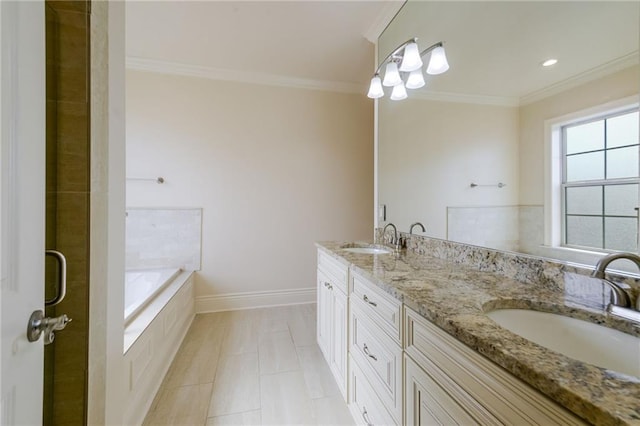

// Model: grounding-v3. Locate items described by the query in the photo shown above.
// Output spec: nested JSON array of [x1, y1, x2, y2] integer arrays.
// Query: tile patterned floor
[[143, 304, 354, 426]]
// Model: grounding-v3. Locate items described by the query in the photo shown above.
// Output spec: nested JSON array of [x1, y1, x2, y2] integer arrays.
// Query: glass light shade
[[426, 46, 450, 75], [405, 69, 425, 89], [390, 82, 408, 101], [399, 42, 423, 72], [382, 62, 402, 87], [367, 76, 384, 99]]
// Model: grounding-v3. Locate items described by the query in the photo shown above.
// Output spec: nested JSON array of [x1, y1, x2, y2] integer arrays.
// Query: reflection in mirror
[[377, 1, 640, 265]]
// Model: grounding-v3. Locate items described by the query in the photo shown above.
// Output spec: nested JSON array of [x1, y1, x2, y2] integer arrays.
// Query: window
[[562, 109, 639, 251]]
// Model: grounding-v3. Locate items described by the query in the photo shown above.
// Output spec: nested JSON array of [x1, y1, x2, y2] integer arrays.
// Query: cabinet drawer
[[349, 355, 398, 426], [318, 250, 348, 294], [351, 273, 402, 344], [350, 303, 402, 422], [404, 307, 585, 425]]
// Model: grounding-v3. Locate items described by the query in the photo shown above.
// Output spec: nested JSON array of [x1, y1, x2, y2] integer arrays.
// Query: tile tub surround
[[317, 241, 640, 425], [125, 208, 202, 271]]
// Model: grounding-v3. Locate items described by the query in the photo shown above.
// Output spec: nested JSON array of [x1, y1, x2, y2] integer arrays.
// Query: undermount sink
[[486, 309, 640, 378], [342, 247, 391, 255], [340, 243, 391, 255]]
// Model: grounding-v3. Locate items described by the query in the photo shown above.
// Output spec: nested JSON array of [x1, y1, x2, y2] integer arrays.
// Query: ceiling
[[125, 1, 403, 88], [379, 1, 640, 104]]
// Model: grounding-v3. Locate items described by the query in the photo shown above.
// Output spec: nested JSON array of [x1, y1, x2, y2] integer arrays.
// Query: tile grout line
[[205, 314, 231, 420], [255, 315, 264, 424]]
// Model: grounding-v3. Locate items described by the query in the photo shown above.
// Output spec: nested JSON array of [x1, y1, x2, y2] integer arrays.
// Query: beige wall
[[519, 65, 640, 205], [378, 97, 519, 239], [126, 70, 373, 299]]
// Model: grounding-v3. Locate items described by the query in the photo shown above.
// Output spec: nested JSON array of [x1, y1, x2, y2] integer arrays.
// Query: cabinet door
[[330, 288, 348, 398], [317, 271, 332, 359], [405, 355, 483, 426]]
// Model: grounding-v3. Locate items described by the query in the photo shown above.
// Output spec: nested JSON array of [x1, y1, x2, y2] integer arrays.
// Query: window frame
[[560, 108, 640, 251]]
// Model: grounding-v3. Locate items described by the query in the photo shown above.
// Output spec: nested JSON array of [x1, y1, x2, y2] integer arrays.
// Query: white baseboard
[[196, 287, 316, 313]]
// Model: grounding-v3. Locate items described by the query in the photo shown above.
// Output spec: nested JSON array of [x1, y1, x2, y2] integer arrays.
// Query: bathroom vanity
[[316, 239, 640, 425]]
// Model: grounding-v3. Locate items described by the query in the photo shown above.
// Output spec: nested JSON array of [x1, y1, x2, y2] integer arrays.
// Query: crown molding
[[126, 56, 364, 95], [406, 52, 639, 107], [519, 51, 639, 106], [410, 90, 520, 107], [363, 1, 405, 44]]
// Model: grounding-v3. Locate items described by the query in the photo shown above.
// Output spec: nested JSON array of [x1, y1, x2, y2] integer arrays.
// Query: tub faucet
[[409, 222, 426, 235], [592, 252, 640, 321], [383, 223, 398, 248]]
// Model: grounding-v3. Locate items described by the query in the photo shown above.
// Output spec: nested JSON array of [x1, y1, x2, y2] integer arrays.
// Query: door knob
[[26, 310, 72, 345]]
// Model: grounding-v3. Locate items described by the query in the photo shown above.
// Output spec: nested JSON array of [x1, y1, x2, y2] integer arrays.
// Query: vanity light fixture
[[542, 58, 558, 67], [367, 38, 449, 100]]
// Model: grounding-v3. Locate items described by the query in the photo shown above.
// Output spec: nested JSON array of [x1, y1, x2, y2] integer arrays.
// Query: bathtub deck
[[124, 270, 193, 352]]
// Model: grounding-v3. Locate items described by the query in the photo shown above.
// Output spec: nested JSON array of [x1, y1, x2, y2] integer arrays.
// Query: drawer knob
[[363, 294, 377, 307], [362, 406, 373, 426], [363, 343, 378, 361]]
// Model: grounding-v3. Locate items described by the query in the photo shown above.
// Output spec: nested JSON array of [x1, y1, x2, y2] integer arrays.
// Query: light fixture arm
[[373, 39, 444, 75]]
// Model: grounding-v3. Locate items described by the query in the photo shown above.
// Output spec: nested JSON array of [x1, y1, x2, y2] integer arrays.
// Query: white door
[[0, 1, 46, 424]]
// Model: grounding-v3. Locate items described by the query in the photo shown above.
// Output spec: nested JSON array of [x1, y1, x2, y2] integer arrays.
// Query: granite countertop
[[316, 241, 640, 425]]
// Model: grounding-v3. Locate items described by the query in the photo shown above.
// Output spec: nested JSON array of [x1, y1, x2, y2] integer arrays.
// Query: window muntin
[[562, 109, 639, 252]]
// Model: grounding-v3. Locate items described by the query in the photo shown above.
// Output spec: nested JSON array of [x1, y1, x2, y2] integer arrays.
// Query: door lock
[[27, 310, 72, 345]]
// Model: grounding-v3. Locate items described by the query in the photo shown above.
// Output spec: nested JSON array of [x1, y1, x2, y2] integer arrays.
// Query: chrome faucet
[[382, 223, 398, 248], [592, 252, 640, 322], [409, 222, 425, 235]]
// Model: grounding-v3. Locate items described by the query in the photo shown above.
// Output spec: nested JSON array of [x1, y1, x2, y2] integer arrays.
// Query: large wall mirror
[[377, 1, 640, 265]]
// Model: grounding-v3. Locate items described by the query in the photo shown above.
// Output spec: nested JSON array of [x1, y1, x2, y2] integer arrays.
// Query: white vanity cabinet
[[317, 247, 589, 425], [348, 271, 403, 424], [317, 250, 349, 399], [404, 307, 586, 425]]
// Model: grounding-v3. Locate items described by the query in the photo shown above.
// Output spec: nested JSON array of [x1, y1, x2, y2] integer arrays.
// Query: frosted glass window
[[566, 216, 603, 248], [604, 217, 637, 252], [565, 120, 604, 154], [566, 152, 604, 181], [561, 107, 639, 251], [606, 146, 639, 179], [607, 111, 639, 148], [565, 186, 602, 215], [604, 184, 638, 216]]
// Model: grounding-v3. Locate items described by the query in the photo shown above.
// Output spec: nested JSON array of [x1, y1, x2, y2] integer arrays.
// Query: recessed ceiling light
[[542, 59, 558, 67]]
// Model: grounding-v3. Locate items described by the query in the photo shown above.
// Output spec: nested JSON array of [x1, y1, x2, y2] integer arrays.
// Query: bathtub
[[123, 271, 194, 425], [124, 268, 182, 323]]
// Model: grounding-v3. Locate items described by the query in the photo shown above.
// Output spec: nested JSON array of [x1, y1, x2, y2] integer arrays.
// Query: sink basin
[[342, 247, 391, 255], [486, 309, 640, 378]]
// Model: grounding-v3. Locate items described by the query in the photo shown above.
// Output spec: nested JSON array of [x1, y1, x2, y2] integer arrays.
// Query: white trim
[[543, 95, 640, 251], [0, 1, 18, 293], [195, 287, 316, 313], [411, 90, 519, 107], [392, 53, 638, 107], [363, 1, 405, 44], [520, 52, 639, 106], [126, 56, 363, 95], [373, 32, 380, 233]]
